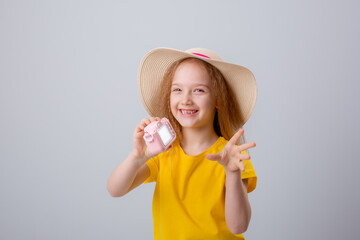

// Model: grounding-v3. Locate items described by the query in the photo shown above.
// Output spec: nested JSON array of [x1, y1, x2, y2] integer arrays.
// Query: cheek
[[201, 96, 216, 110], [170, 95, 177, 112]]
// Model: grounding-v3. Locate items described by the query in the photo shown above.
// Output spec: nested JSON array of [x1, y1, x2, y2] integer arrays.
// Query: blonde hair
[[156, 57, 246, 145]]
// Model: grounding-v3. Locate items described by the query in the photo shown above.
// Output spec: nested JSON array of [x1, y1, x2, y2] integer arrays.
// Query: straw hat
[[137, 47, 257, 127]]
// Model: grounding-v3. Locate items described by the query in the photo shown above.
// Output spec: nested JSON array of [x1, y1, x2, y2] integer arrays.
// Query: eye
[[194, 89, 205, 93], [172, 88, 181, 92]]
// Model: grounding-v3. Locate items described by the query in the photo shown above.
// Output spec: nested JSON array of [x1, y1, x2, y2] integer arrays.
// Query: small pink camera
[[143, 118, 176, 155]]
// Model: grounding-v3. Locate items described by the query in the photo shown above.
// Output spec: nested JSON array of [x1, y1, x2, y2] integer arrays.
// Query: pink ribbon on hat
[[191, 53, 211, 59]]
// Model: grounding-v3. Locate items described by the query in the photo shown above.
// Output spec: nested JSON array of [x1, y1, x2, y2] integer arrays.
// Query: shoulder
[[150, 140, 181, 162], [211, 136, 228, 152]]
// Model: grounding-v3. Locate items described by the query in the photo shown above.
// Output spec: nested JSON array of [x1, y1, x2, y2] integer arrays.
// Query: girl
[[107, 48, 258, 240]]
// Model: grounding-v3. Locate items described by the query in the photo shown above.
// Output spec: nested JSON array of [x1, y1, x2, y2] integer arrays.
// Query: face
[[170, 60, 217, 130]]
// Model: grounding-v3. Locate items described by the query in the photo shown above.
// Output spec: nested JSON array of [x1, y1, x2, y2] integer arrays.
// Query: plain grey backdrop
[[1, 0, 359, 239]]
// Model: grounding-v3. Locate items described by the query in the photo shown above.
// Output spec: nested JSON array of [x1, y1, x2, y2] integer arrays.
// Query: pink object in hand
[[143, 118, 176, 155]]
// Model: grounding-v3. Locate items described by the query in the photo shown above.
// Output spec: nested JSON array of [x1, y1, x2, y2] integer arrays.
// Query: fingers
[[232, 153, 250, 172], [134, 117, 162, 134], [147, 117, 161, 123], [234, 152, 248, 172], [228, 129, 257, 154], [238, 161, 245, 172], [140, 117, 156, 126], [206, 153, 222, 161], [140, 117, 161, 127], [238, 153, 251, 160], [228, 128, 244, 145], [237, 141, 256, 152]]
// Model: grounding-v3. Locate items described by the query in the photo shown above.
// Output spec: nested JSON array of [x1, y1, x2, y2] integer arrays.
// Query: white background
[[1, 0, 359, 239]]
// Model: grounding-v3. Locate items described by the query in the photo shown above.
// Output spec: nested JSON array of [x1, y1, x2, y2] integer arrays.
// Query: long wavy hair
[[156, 57, 246, 145]]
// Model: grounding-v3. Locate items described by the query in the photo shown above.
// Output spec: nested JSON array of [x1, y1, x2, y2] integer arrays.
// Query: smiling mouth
[[180, 109, 198, 115]]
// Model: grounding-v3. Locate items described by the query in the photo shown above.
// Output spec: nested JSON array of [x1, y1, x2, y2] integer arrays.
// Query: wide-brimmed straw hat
[[137, 47, 257, 127]]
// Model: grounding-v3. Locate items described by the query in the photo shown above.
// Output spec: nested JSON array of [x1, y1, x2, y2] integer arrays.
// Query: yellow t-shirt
[[144, 137, 257, 240]]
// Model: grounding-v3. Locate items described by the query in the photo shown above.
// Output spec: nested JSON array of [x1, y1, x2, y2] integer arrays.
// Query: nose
[[181, 91, 193, 105]]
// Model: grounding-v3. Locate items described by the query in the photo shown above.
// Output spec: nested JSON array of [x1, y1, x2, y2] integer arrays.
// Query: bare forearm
[[225, 170, 251, 234], [107, 152, 146, 197]]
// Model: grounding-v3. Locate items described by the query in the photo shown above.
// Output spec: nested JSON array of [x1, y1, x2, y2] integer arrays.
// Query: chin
[[178, 120, 206, 129]]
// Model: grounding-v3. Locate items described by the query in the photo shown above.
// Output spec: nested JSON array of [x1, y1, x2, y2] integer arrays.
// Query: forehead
[[172, 59, 211, 86]]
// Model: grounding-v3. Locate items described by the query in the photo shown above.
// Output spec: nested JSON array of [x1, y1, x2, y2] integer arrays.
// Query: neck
[[180, 125, 219, 151]]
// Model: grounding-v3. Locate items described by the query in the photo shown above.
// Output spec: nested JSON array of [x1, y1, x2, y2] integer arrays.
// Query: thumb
[[206, 153, 222, 161]]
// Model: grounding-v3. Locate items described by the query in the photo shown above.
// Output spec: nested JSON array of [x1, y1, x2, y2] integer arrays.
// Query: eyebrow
[[171, 83, 210, 89]]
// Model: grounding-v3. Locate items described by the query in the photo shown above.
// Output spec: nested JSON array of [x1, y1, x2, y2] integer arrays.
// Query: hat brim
[[137, 47, 257, 127]]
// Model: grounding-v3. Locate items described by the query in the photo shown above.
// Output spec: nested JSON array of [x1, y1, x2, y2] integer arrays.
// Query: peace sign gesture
[[206, 129, 256, 173]]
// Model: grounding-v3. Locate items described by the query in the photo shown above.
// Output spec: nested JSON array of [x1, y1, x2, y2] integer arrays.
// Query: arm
[[225, 172, 251, 234], [206, 128, 256, 234], [107, 117, 160, 197], [107, 152, 150, 197]]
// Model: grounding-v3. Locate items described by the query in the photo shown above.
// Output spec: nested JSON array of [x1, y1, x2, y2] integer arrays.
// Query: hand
[[131, 117, 161, 164], [206, 129, 256, 173]]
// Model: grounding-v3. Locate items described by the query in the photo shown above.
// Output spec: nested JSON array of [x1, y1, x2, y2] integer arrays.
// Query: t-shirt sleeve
[[223, 150, 257, 193], [241, 150, 257, 193], [143, 155, 160, 184]]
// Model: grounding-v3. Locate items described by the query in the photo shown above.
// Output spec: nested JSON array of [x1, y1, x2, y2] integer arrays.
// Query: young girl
[[107, 48, 258, 240]]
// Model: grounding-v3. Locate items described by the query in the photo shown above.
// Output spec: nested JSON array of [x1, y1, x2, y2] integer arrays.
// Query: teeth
[[181, 110, 197, 114]]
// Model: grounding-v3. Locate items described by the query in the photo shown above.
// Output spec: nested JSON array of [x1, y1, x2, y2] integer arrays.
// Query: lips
[[178, 109, 199, 117], [180, 109, 198, 114]]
